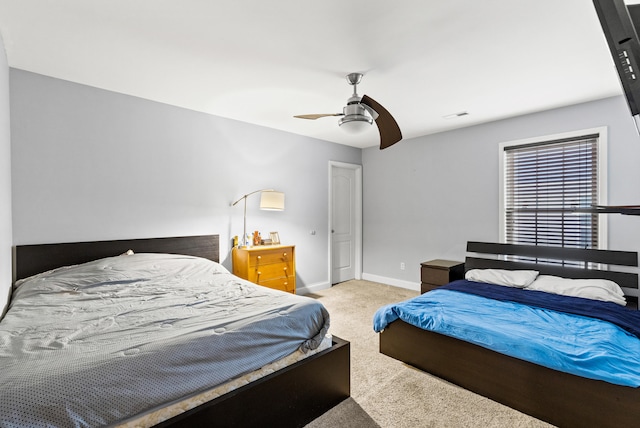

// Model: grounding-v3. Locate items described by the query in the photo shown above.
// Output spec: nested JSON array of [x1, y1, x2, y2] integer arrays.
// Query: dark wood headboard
[[465, 241, 639, 290], [14, 235, 220, 281]]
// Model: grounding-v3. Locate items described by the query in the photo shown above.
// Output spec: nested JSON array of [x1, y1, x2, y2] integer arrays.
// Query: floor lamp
[[232, 189, 285, 247]]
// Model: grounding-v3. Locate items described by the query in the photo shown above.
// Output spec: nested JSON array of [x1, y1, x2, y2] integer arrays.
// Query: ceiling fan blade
[[294, 113, 343, 120], [360, 95, 402, 149]]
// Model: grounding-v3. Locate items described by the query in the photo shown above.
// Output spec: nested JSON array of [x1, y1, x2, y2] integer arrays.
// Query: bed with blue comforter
[[376, 241, 640, 428], [375, 279, 640, 387]]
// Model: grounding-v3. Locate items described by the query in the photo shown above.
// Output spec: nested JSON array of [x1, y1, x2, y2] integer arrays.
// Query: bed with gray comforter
[[0, 252, 330, 427]]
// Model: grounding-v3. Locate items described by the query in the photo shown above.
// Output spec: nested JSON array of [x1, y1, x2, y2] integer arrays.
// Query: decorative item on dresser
[[232, 244, 296, 293], [420, 259, 464, 293]]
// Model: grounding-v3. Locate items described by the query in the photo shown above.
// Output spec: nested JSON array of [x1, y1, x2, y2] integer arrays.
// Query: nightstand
[[420, 259, 464, 293], [232, 245, 296, 294]]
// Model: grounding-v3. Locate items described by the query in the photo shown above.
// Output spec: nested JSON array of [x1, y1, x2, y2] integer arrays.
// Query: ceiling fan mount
[[345, 72, 363, 86], [339, 73, 374, 131], [294, 73, 402, 149]]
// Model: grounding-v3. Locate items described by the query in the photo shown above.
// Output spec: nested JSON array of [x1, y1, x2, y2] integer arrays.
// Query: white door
[[331, 164, 360, 284]]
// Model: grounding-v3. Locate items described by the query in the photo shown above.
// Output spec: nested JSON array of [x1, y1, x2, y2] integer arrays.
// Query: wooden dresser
[[232, 245, 296, 294]]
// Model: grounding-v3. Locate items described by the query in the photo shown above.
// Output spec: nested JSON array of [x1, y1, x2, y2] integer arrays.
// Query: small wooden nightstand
[[232, 245, 296, 294], [420, 259, 464, 293]]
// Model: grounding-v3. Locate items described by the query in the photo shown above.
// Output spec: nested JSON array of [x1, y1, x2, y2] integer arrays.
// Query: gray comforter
[[0, 253, 330, 427]]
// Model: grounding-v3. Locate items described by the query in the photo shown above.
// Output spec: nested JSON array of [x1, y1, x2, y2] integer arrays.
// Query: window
[[500, 128, 607, 250]]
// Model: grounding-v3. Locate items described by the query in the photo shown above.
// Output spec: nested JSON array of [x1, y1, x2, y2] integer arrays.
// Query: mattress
[[117, 334, 333, 427], [0, 253, 330, 427], [373, 280, 640, 387]]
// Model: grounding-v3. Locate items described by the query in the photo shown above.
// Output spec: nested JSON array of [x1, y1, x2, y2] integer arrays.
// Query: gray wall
[[10, 69, 361, 293], [0, 35, 11, 315], [10, 68, 640, 295], [362, 96, 640, 290]]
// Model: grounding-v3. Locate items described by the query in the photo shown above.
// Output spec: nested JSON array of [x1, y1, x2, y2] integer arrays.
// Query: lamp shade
[[260, 191, 285, 211]]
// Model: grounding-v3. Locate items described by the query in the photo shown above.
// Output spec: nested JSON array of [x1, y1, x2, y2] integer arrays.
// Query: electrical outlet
[[400, 262, 405, 270]]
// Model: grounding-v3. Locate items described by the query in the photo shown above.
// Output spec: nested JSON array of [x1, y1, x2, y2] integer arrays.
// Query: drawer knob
[[283, 267, 287, 271], [257, 271, 261, 275], [257, 256, 261, 260], [283, 252, 287, 256]]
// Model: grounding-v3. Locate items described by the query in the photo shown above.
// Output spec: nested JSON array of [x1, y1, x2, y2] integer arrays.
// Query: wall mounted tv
[[593, 0, 640, 130]]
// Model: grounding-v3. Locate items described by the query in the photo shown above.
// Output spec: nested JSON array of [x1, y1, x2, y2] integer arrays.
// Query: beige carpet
[[304, 280, 554, 428]]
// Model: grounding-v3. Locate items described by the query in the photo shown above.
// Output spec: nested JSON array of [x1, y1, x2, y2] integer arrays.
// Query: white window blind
[[504, 134, 599, 249]]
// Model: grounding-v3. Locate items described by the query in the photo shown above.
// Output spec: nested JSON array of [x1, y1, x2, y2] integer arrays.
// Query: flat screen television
[[593, 0, 640, 130]]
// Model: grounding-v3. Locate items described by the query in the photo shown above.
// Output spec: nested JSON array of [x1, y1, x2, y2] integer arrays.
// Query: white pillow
[[465, 269, 539, 288], [525, 275, 627, 306]]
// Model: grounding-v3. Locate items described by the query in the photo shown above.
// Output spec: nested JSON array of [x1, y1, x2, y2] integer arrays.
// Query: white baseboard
[[361, 273, 420, 292], [297, 275, 420, 295], [296, 281, 332, 295]]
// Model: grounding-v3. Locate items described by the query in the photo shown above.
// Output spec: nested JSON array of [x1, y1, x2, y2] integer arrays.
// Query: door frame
[[328, 161, 363, 284]]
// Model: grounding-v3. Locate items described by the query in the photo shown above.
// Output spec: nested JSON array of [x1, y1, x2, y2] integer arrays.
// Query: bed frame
[[380, 241, 640, 428], [13, 235, 350, 428]]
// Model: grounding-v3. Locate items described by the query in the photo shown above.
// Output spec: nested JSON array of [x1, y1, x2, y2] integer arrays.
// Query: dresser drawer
[[421, 266, 451, 285], [258, 277, 295, 293], [249, 249, 292, 266], [251, 262, 292, 281]]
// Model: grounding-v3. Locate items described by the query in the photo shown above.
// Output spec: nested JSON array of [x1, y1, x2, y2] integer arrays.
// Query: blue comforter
[[373, 280, 640, 387]]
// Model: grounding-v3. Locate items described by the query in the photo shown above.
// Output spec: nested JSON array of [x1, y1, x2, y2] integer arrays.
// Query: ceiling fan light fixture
[[338, 101, 373, 133], [339, 115, 373, 133]]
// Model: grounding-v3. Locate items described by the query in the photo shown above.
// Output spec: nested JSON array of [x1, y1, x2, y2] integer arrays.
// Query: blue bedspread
[[445, 279, 640, 338], [373, 281, 640, 387]]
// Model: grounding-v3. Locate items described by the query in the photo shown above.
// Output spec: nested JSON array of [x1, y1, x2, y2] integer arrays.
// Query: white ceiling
[[0, 0, 625, 148]]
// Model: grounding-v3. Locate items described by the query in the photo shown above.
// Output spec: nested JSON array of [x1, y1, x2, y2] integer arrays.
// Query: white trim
[[328, 161, 363, 285], [498, 127, 608, 249], [362, 273, 420, 292], [296, 281, 332, 295]]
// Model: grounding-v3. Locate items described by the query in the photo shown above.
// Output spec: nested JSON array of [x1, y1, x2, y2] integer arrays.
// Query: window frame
[[498, 127, 608, 250]]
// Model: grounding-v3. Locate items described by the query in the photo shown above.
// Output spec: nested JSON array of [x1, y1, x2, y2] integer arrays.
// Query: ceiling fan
[[294, 73, 403, 150]]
